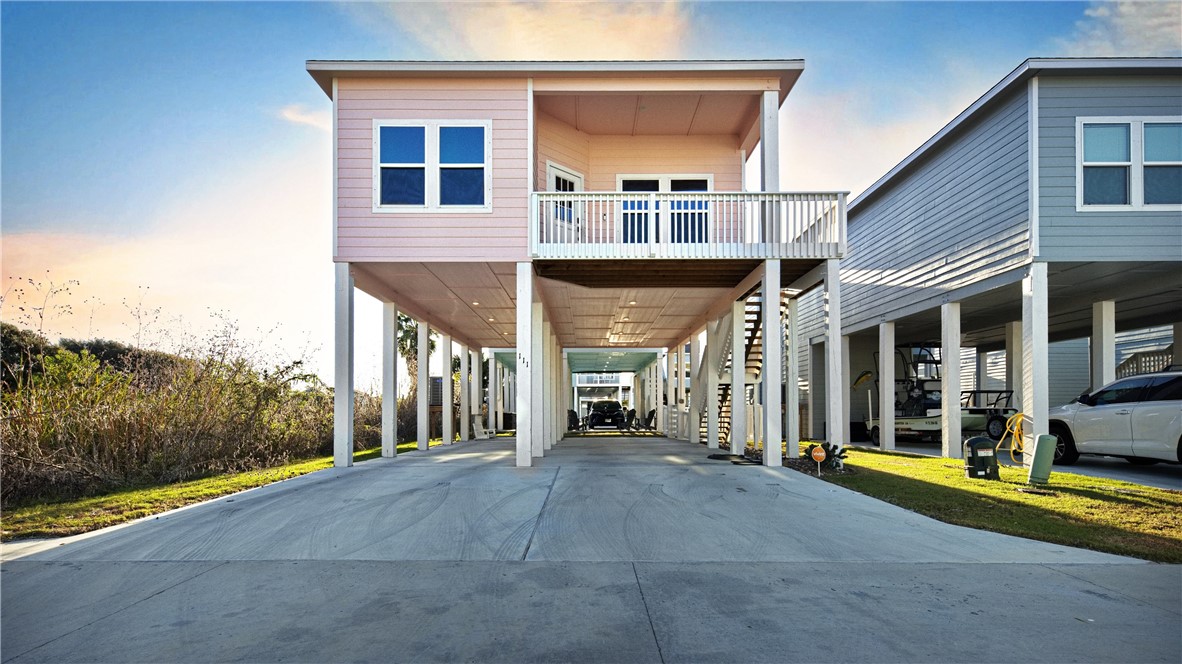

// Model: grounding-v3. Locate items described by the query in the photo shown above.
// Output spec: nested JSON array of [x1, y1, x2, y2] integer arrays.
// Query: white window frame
[[372, 119, 493, 214], [1075, 116, 1182, 212]]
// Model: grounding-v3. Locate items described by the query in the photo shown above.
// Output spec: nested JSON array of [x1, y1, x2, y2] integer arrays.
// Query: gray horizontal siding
[[1038, 75, 1182, 262], [843, 87, 1032, 331]]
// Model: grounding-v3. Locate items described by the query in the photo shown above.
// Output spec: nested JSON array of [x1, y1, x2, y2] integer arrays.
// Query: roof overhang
[[306, 59, 804, 101], [850, 57, 1182, 214]]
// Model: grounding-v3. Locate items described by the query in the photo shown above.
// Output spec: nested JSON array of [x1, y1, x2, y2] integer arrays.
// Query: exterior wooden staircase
[[698, 289, 789, 451]]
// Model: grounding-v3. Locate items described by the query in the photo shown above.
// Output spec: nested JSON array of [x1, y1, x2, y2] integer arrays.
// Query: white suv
[[1048, 370, 1182, 465]]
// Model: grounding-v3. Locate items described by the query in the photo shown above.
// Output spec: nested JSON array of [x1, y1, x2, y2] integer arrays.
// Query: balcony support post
[[1091, 300, 1116, 388], [706, 317, 722, 449], [515, 261, 534, 467], [824, 258, 844, 450], [333, 262, 354, 468], [762, 259, 783, 466]]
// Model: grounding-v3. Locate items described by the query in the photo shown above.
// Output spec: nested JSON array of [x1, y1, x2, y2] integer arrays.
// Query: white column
[[785, 297, 800, 452], [706, 317, 721, 449], [689, 334, 702, 444], [824, 259, 844, 448], [333, 263, 354, 468], [1022, 263, 1050, 467], [488, 354, 498, 432], [515, 262, 534, 467], [760, 90, 780, 192], [976, 351, 989, 392], [841, 334, 851, 445], [1091, 300, 1116, 389], [531, 300, 544, 458], [417, 322, 430, 450], [471, 349, 482, 431], [562, 351, 571, 435], [940, 302, 963, 459], [459, 344, 470, 442], [763, 260, 783, 466], [730, 300, 747, 452], [1005, 321, 1023, 407], [676, 343, 687, 437], [381, 302, 398, 458], [543, 323, 553, 451], [878, 322, 896, 451], [665, 350, 675, 433], [441, 334, 453, 444]]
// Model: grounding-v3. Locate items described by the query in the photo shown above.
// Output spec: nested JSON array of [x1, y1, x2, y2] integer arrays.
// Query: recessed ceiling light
[[472, 301, 480, 306], [488, 317, 495, 322], [628, 300, 637, 305]]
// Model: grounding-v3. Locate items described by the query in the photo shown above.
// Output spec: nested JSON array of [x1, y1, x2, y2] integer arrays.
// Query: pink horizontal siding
[[536, 111, 591, 190], [589, 135, 742, 191], [335, 77, 529, 262]]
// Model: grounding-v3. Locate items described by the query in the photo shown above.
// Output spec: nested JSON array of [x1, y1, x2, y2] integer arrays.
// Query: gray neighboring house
[[795, 57, 1181, 458]]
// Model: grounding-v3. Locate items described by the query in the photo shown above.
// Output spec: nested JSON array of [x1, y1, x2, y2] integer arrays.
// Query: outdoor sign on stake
[[810, 446, 826, 477]]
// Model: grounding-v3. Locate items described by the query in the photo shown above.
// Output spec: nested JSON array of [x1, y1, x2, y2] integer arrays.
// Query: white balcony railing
[[530, 191, 846, 260]]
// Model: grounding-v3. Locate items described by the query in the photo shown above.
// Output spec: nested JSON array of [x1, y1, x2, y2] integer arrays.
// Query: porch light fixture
[[628, 300, 637, 305], [472, 301, 480, 306]]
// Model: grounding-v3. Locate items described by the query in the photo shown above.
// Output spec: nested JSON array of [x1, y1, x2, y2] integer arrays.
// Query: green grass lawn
[[818, 446, 1182, 563], [1, 439, 450, 541]]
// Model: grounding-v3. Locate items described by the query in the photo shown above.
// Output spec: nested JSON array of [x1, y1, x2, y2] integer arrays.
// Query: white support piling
[[763, 259, 783, 466], [381, 302, 398, 458], [940, 302, 963, 459], [333, 263, 354, 468], [515, 262, 534, 467], [878, 321, 896, 451]]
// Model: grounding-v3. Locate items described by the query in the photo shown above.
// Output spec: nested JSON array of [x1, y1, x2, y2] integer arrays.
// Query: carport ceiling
[[566, 350, 660, 373]]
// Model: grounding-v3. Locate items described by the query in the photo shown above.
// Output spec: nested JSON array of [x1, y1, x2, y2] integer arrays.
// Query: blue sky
[[2, 1, 1179, 386]]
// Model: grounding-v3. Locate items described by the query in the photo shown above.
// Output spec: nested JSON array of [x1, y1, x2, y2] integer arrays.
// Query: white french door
[[616, 174, 712, 244]]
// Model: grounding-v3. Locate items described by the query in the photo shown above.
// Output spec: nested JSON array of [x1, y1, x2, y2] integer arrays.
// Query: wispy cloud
[[280, 104, 331, 132], [347, 0, 694, 59], [1058, 0, 1182, 56]]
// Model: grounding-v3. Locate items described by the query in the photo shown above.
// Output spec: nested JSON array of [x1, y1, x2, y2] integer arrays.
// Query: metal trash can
[[963, 436, 1000, 480]]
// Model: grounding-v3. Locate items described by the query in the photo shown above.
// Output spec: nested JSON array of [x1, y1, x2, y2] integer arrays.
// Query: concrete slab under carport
[[3, 436, 1179, 663]]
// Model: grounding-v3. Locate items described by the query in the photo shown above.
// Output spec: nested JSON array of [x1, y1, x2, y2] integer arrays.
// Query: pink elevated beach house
[[307, 60, 848, 468]]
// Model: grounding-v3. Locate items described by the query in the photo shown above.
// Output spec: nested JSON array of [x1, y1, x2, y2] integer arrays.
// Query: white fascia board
[[306, 59, 805, 98], [849, 57, 1182, 215]]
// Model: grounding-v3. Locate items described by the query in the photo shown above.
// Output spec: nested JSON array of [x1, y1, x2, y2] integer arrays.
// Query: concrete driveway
[[3, 436, 1179, 663]]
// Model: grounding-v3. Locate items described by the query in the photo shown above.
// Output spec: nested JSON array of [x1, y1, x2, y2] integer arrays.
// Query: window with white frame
[[1077, 117, 1182, 210], [373, 120, 491, 212]]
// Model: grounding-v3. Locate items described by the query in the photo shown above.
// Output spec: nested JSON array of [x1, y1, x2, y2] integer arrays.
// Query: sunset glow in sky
[[2, 1, 1179, 387]]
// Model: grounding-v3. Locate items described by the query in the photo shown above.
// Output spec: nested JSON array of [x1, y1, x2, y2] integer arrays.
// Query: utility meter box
[[964, 436, 1000, 480]]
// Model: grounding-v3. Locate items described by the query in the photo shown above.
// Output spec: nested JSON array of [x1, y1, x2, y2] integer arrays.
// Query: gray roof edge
[[848, 57, 1182, 215]]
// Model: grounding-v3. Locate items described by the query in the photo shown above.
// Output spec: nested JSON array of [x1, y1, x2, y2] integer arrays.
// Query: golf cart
[[863, 343, 1017, 445]]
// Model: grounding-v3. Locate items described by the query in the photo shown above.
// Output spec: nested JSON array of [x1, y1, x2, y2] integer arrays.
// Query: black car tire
[[869, 426, 881, 446], [1050, 423, 1079, 465]]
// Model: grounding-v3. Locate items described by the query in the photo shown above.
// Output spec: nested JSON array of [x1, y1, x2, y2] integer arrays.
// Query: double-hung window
[[373, 120, 491, 212], [1077, 117, 1182, 210]]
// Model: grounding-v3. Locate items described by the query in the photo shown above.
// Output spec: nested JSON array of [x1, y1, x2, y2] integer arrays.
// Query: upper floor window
[[1077, 117, 1182, 211], [372, 120, 491, 213]]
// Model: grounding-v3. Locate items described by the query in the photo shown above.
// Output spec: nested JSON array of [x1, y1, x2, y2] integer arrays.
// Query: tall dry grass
[[0, 322, 395, 507]]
